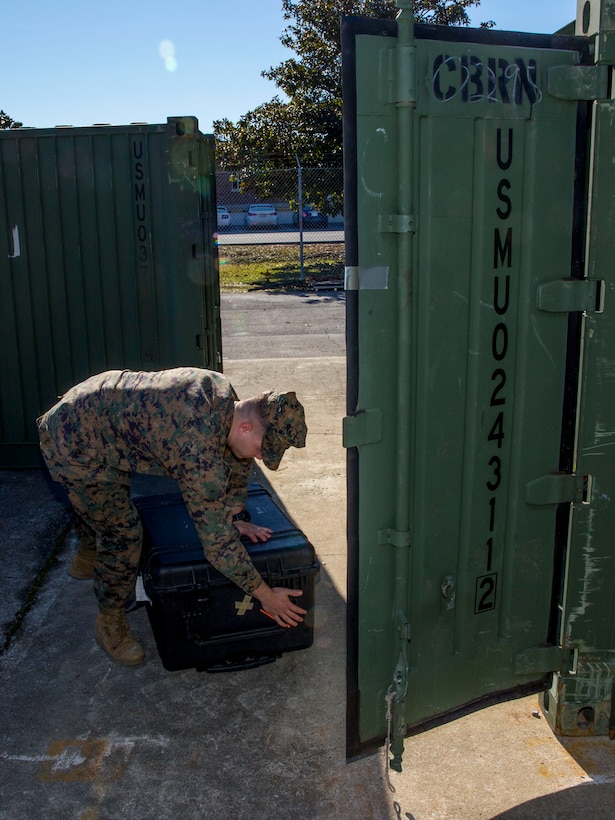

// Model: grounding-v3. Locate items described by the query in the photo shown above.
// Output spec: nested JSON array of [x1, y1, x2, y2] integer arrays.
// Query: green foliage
[[411, 0, 484, 25], [218, 243, 345, 291], [0, 110, 23, 129], [213, 1, 490, 210], [263, 0, 482, 112]]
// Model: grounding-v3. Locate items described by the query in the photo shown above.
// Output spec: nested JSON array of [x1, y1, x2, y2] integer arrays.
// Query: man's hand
[[234, 520, 272, 543], [252, 582, 306, 627]]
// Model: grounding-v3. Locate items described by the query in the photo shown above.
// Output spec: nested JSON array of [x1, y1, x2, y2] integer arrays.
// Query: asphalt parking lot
[[218, 228, 345, 245], [220, 290, 346, 360]]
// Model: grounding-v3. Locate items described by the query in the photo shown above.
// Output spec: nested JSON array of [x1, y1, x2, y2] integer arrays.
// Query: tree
[[213, 1, 490, 211], [263, 1, 482, 116], [0, 110, 23, 129]]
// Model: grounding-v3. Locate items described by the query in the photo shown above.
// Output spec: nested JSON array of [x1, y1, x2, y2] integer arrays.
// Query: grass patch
[[217, 242, 344, 291]]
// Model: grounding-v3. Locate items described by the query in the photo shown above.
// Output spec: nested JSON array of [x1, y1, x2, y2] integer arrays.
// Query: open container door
[[343, 3, 602, 770]]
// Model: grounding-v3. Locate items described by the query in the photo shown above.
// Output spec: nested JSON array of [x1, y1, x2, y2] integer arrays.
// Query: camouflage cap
[[261, 391, 307, 470]]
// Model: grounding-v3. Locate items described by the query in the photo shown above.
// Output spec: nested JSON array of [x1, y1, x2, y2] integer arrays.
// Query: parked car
[[293, 206, 328, 229], [245, 203, 278, 229], [217, 205, 231, 230]]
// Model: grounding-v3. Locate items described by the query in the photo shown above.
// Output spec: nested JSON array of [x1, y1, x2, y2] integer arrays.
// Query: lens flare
[[159, 40, 174, 59], [159, 40, 177, 72]]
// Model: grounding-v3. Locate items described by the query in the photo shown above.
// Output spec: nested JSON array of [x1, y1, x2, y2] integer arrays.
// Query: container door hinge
[[379, 213, 416, 234], [525, 472, 587, 505], [537, 279, 605, 313], [388, 614, 410, 773], [378, 528, 412, 549], [547, 64, 609, 100], [342, 408, 382, 448], [515, 645, 578, 676], [597, 31, 615, 65]]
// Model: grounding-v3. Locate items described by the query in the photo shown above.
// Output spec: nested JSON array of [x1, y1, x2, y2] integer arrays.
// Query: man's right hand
[[252, 582, 306, 627]]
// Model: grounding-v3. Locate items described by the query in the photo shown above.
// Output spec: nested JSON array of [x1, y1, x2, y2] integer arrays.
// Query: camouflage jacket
[[41, 368, 262, 593]]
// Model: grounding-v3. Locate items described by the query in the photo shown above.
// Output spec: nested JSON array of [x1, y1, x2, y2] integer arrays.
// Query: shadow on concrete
[[492, 781, 615, 818]]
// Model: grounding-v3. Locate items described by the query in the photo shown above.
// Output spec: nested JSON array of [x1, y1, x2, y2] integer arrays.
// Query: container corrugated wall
[[0, 116, 222, 467]]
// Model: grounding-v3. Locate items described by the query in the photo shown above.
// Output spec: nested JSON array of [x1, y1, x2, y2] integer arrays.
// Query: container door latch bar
[[514, 645, 579, 676], [536, 279, 605, 314], [525, 472, 587, 505]]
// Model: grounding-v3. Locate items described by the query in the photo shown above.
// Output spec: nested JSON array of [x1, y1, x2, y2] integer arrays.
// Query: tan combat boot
[[95, 607, 145, 666], [68, 545, 96, 580]]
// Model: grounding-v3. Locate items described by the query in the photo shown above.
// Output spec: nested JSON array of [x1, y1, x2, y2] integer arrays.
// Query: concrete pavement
[[1, 349, 614, 818]]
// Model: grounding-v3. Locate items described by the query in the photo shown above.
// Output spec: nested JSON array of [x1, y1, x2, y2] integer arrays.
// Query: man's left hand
[[234, 520, 272, 543]]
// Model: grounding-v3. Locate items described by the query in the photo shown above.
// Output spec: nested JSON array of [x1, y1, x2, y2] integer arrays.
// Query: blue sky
[[3, 0, 578, 133]]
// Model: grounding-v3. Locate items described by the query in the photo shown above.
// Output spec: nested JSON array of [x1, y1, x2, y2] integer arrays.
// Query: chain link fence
[[215, 165, 344, 242], [215, 164, 344, 288]]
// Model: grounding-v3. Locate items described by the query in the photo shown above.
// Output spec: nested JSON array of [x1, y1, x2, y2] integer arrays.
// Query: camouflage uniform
[[37, 368, 262, 609]]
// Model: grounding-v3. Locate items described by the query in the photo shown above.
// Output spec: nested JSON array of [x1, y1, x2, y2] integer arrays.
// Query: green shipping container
[[343, 1, 615, 770], [0, 116, 222, 467]]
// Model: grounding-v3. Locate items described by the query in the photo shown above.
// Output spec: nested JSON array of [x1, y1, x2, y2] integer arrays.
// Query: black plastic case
[[136, 485, 320, 672]]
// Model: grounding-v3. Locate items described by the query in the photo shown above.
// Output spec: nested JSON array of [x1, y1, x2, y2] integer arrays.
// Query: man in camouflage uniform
[[37, 367, 307, 666]]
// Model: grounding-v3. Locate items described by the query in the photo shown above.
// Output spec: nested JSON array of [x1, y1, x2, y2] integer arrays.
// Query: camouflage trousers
[[38, 421, 142, 610]]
